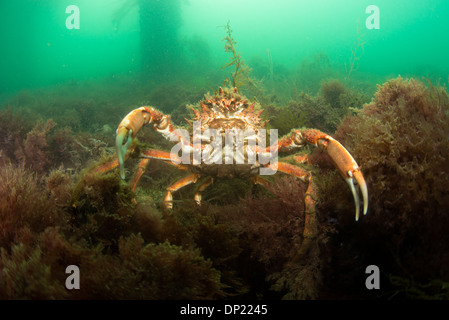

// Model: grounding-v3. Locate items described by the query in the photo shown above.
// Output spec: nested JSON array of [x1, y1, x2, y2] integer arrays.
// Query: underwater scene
[[0, 0, 449, 301]]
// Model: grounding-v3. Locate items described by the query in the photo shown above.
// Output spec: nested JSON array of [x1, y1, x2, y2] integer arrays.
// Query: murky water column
[[138, 0, 182, 83]]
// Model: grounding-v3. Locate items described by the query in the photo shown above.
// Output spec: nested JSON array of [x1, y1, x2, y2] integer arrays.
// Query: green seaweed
[[220, 21, 263, 97], [327, 76, 449, 299], [344, 20, 367, 84]]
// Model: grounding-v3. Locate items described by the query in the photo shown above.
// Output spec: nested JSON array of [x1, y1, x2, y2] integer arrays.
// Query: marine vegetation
[[0, 163, 227, 299], [220, 22, 263, 97], [344, 20, 367, 84], [265, 79, 368, 135], [335, 77, 449, 227], [1, 53, 448, 300], [291, 52, 339, 96], [327, 76, 449, 298]]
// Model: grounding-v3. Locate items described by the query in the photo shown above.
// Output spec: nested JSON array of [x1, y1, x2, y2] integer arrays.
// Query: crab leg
[[130, 158, 151, 191], [131, 149, 188, 191], [279, 129, 368, 221], [90, 146, 188, 192], [252, 176, 272, 188], [164, 174, 201, 210], [262, 162, 318, 261], [140, 149, 183, 165], [89, 145, 136, 176], [194, 177, 214, 205]]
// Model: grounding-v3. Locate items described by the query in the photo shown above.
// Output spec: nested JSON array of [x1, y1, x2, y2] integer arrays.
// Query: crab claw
[[116, 127, 134, 179], [317, 136, 368, 221], [116, 107, 153, 179]]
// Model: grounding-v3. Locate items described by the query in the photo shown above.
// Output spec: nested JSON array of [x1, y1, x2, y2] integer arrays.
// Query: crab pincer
[[116, 107, 154, 179], [289, 129, 368, 221], [315, 134, 368, 221]]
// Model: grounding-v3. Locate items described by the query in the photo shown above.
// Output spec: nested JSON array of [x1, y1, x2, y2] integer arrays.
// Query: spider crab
[[96, 87, 368, 259]]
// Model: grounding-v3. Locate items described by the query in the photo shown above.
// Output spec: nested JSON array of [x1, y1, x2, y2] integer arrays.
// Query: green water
[[1, 0, 448, 98]]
